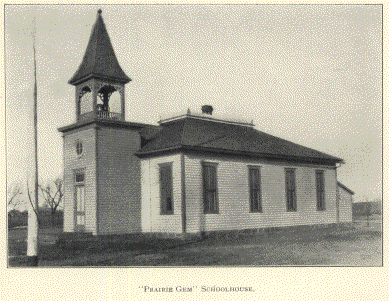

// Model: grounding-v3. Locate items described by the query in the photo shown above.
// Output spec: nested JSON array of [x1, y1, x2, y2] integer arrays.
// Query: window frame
[[159, 162, 174, 215], [285, 168, 297, 212], [316, 170, 326, 211], [202, 161, 219, 214], [248, 165, 262, 213]]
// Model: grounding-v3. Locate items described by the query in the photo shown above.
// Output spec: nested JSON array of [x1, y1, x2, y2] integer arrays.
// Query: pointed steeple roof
[[69, 9, 130, 85]]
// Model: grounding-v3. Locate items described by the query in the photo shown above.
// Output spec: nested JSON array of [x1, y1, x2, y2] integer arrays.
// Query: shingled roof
[[68, 10, 130, 85], [136, 116, 344, 165]]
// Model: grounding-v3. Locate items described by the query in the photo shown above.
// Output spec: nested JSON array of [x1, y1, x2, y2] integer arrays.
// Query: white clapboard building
[[58, 11, 353, 236]]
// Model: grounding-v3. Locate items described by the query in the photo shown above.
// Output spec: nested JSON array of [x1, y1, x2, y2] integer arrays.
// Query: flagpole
[[26, 17, 39, 266]]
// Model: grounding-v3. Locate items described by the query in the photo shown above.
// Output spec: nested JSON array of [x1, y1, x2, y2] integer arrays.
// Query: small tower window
[[76, 141, 83, 156]]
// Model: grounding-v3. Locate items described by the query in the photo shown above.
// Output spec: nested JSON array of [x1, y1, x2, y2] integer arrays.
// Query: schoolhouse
[[58, 10, 353, 236]]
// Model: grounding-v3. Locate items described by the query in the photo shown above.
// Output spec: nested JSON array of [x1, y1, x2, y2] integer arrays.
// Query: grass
[[8, 215, 382, 267]]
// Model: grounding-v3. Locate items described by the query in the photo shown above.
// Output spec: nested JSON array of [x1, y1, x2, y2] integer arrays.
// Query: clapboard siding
[[141, 154, 182, 233], [97, 127, 142, 234], [184, 154, 337, 233], [338, 185, 353, 222], [63, 127, 97, 234]]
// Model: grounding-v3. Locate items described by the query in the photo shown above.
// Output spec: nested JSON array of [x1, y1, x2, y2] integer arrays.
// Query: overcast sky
[[5, 4, 382, 203]]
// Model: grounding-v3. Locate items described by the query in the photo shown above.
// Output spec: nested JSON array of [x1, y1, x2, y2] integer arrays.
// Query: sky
[[5, 4, 382, 204]]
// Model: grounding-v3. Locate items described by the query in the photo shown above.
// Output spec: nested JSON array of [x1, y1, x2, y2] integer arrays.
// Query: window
[[159, 163, 173, 215], [316, 170, 325, 211], [76, 140, 83, 156], [75, 172, 84, 183], [249, 166, 262, 212], [202, 162, 219, 214], [285, 168, 297, 211]]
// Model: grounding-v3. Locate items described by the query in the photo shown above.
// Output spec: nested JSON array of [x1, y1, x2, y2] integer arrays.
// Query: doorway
[[74, 170, 86, 232]]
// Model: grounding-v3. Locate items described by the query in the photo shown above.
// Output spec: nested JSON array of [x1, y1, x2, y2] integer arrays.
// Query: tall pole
[[27, 17, 39, 266]]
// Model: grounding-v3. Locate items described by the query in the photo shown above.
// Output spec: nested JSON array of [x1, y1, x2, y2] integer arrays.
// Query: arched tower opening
[[109, 91, 121, 114], [96, 84, 123, 120], [79, 86, 93, 116]]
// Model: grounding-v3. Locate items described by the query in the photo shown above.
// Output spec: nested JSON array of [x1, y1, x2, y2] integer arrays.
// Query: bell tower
[[69, 9, 130, 122], [59, 10, 150, 236]]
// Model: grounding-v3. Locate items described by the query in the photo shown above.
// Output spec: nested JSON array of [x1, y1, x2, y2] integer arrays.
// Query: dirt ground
[[8, 216, 382, 267], [123, 220, 382, 267]]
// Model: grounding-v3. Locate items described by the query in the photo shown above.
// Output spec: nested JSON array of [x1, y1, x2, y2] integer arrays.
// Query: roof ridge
[[90, 14, 101, 74]]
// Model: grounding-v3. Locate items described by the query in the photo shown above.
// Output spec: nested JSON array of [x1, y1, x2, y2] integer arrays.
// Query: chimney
[[201, 105, 213, 115]]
